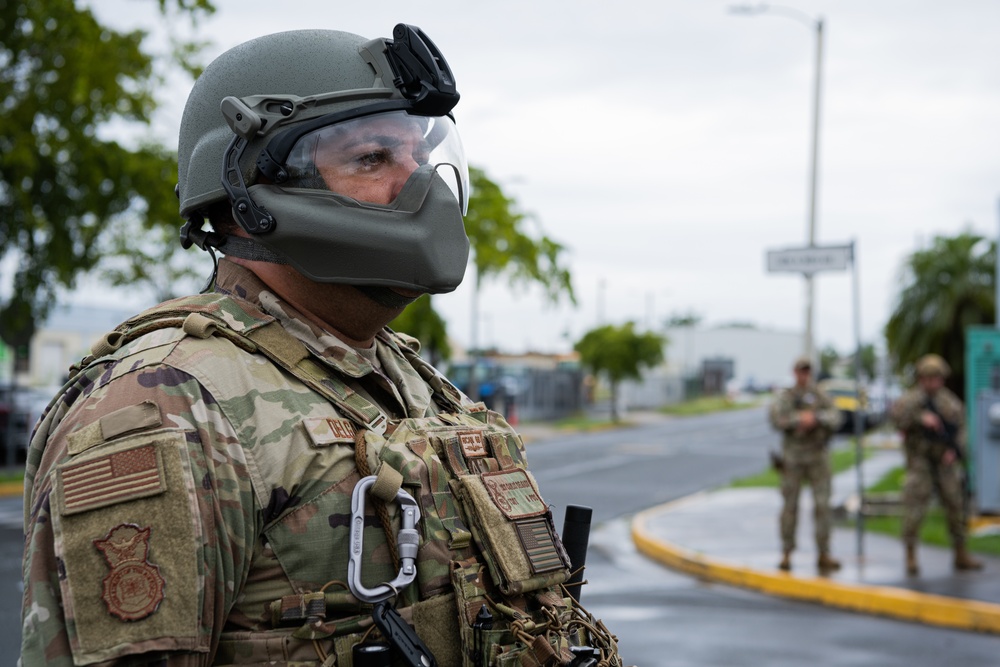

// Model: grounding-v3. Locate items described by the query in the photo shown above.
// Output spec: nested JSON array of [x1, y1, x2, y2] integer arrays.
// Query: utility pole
[[730, 4, 825, 361]]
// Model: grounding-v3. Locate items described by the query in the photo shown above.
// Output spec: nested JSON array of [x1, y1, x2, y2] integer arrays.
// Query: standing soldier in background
[[769, 357, 843, 573], [891, 354, 983, 575]]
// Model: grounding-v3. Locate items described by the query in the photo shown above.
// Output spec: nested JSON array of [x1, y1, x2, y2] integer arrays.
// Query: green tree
[[389, 294, 451, 367], [819, 345, 839, 378], [843, 343, 878, 381], [465, 166, 575, 308], [665, 310, 702, 328], [574, 322, 666, 422], [885, 232, 995, 399], [459, 166, 575, 397], [0, 0, 213, 351]]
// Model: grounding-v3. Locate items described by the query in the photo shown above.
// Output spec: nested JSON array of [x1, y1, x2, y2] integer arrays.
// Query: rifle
[[922, 397, 972, 519]]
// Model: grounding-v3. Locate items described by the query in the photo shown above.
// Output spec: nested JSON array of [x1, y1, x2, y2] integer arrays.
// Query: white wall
[[664, 326, 803, 391]]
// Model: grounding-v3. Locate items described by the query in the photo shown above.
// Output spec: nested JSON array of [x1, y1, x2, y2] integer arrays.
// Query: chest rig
[[85, 293, 622, 667]]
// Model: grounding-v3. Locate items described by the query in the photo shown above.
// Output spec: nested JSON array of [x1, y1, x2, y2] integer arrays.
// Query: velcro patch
[[515, 517, 565, 574], [303, 417, 358, 447], [458, 430, 488, 458], [59, 444, 166, 515], [481, 469, 545, 520]]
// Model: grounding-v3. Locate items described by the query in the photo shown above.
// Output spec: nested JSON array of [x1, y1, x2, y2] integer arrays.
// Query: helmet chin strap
[[354, 285, 419, 309], [182, 219, 417, 309]]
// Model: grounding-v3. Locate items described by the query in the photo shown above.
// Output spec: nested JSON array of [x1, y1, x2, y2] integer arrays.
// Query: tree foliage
[[389, 294, 451, 367], [885, 232, 995, 398], [464, 166, 575, 304], [0, 0, 213, 349], [392, 167, 577, 382], [665, 310, 702, 328], [818, 344, 839, 378], [574, 322, 666, 421]]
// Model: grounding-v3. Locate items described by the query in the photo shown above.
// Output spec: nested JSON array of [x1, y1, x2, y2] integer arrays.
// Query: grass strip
[[659, 395, 760, 417], [857, 466, 1000, 557], [730, 443, 865, 489]]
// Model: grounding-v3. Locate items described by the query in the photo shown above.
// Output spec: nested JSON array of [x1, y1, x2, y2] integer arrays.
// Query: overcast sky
[[83, 0, 1000, 357]]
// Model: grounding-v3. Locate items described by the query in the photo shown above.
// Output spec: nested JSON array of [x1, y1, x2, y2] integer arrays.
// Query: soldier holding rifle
[[891, 354, 982, 575]]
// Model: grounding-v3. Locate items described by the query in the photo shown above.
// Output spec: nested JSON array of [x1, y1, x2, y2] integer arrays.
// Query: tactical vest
[[69, 293, 622, 667]]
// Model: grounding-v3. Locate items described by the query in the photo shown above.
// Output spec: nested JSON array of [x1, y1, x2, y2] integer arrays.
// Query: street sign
[[766, 244, 853, 274]]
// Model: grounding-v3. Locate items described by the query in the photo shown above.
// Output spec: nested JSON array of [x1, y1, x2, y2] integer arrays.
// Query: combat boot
[[778, 549, 792, 571], [954, 545, 984, 571], [905, 544, 919, 576], [817, 552, 841, 573]]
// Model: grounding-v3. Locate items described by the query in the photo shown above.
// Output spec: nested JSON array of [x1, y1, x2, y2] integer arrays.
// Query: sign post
[[766, 244, 852, 275], [767, 241, 866, 558]]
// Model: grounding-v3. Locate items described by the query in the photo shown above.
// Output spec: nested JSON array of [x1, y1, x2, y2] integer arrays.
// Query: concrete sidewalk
[[632, 442, 1000, 634]]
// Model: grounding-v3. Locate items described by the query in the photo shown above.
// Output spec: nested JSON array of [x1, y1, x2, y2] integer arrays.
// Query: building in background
[[664, 324, 804, 393], [7, 303, 135, 389]]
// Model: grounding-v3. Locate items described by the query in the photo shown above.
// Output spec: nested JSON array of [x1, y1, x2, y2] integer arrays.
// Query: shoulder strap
[[76, 293, 468, 433], [394, 344, 468, 414], [242, 320, 389, 434]]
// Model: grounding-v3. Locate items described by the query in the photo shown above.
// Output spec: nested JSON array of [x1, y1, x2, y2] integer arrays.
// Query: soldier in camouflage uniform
[[21, 26, 624, 666], [891, 353, 982, 575], [768, 357, 843, 573]]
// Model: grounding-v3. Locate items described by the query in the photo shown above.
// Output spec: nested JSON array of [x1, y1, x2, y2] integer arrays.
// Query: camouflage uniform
[[21, 260, 619, 666], [891, 385, 968, 548], [768, 383, 843, 554]]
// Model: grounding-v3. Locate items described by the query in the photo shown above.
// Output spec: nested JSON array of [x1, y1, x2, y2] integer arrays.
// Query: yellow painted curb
[[632, 498, 1000, 635], [0, 481, 23, 498]]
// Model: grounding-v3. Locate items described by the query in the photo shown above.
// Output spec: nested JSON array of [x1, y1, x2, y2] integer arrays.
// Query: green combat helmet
[[176, 25, 471, 306]]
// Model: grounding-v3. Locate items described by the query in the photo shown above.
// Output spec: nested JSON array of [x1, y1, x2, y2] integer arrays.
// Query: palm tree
[[885, 232, 995, 399]]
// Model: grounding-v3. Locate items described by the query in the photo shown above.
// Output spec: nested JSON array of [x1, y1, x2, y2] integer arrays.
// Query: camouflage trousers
[[779, 452, 833, 553], [901, 451, 966, 547]]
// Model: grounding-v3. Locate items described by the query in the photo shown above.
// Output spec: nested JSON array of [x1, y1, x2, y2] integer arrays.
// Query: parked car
[[0, 385, 53, 466], [818, 379, 882, 434]]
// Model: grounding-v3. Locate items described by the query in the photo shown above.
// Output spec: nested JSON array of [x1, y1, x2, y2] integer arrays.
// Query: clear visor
[[282, 110, 469, 214]]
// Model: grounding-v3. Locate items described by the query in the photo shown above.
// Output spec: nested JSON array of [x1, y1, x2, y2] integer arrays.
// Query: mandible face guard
[[195, 24, 471, 295]]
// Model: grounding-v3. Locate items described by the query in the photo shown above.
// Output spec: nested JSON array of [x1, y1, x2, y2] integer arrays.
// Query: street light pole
[[804, 16, 824, 362], [730, 4, 825, 361]]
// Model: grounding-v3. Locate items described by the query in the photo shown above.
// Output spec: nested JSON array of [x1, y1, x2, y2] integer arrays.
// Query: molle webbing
[[241, 319, 390, 433], [75, 292, 462, 434]]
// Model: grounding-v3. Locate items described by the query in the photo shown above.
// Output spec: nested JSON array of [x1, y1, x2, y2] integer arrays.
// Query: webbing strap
[[394, 339, 467, 413], [244, 321, 388, 435], [77, 294, 392, 436]]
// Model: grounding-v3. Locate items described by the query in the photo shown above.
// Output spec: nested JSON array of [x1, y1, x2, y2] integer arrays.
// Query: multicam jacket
[[21, 261, 618, 667], [891, 386, 966, 459], [768, 383, 842, 461]]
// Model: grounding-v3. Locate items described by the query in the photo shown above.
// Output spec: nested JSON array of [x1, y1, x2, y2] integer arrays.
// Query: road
[[528, 406, 998, 666], [1, 406, 996, 665]]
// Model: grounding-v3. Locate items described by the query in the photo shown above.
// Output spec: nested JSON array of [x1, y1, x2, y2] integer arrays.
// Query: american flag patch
[[515, 517, 566, 574], [58, 444, 166, 516]]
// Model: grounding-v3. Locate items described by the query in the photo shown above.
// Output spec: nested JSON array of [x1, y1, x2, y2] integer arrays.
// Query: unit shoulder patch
[[94, 524, 166, 621]]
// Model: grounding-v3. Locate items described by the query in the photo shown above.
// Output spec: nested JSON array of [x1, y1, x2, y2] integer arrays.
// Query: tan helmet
[[915, 354, 950, 378]]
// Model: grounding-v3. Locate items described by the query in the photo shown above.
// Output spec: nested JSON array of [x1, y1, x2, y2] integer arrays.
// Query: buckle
[[348, 475, 421, 603]]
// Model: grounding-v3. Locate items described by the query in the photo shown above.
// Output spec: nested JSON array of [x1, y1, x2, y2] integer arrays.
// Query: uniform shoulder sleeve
[[21, 340, 257, 666], [890, 389, 924, 431]]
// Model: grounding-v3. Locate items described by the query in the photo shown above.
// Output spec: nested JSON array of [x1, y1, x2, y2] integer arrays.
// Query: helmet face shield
[[281, 110, 469, 214]]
